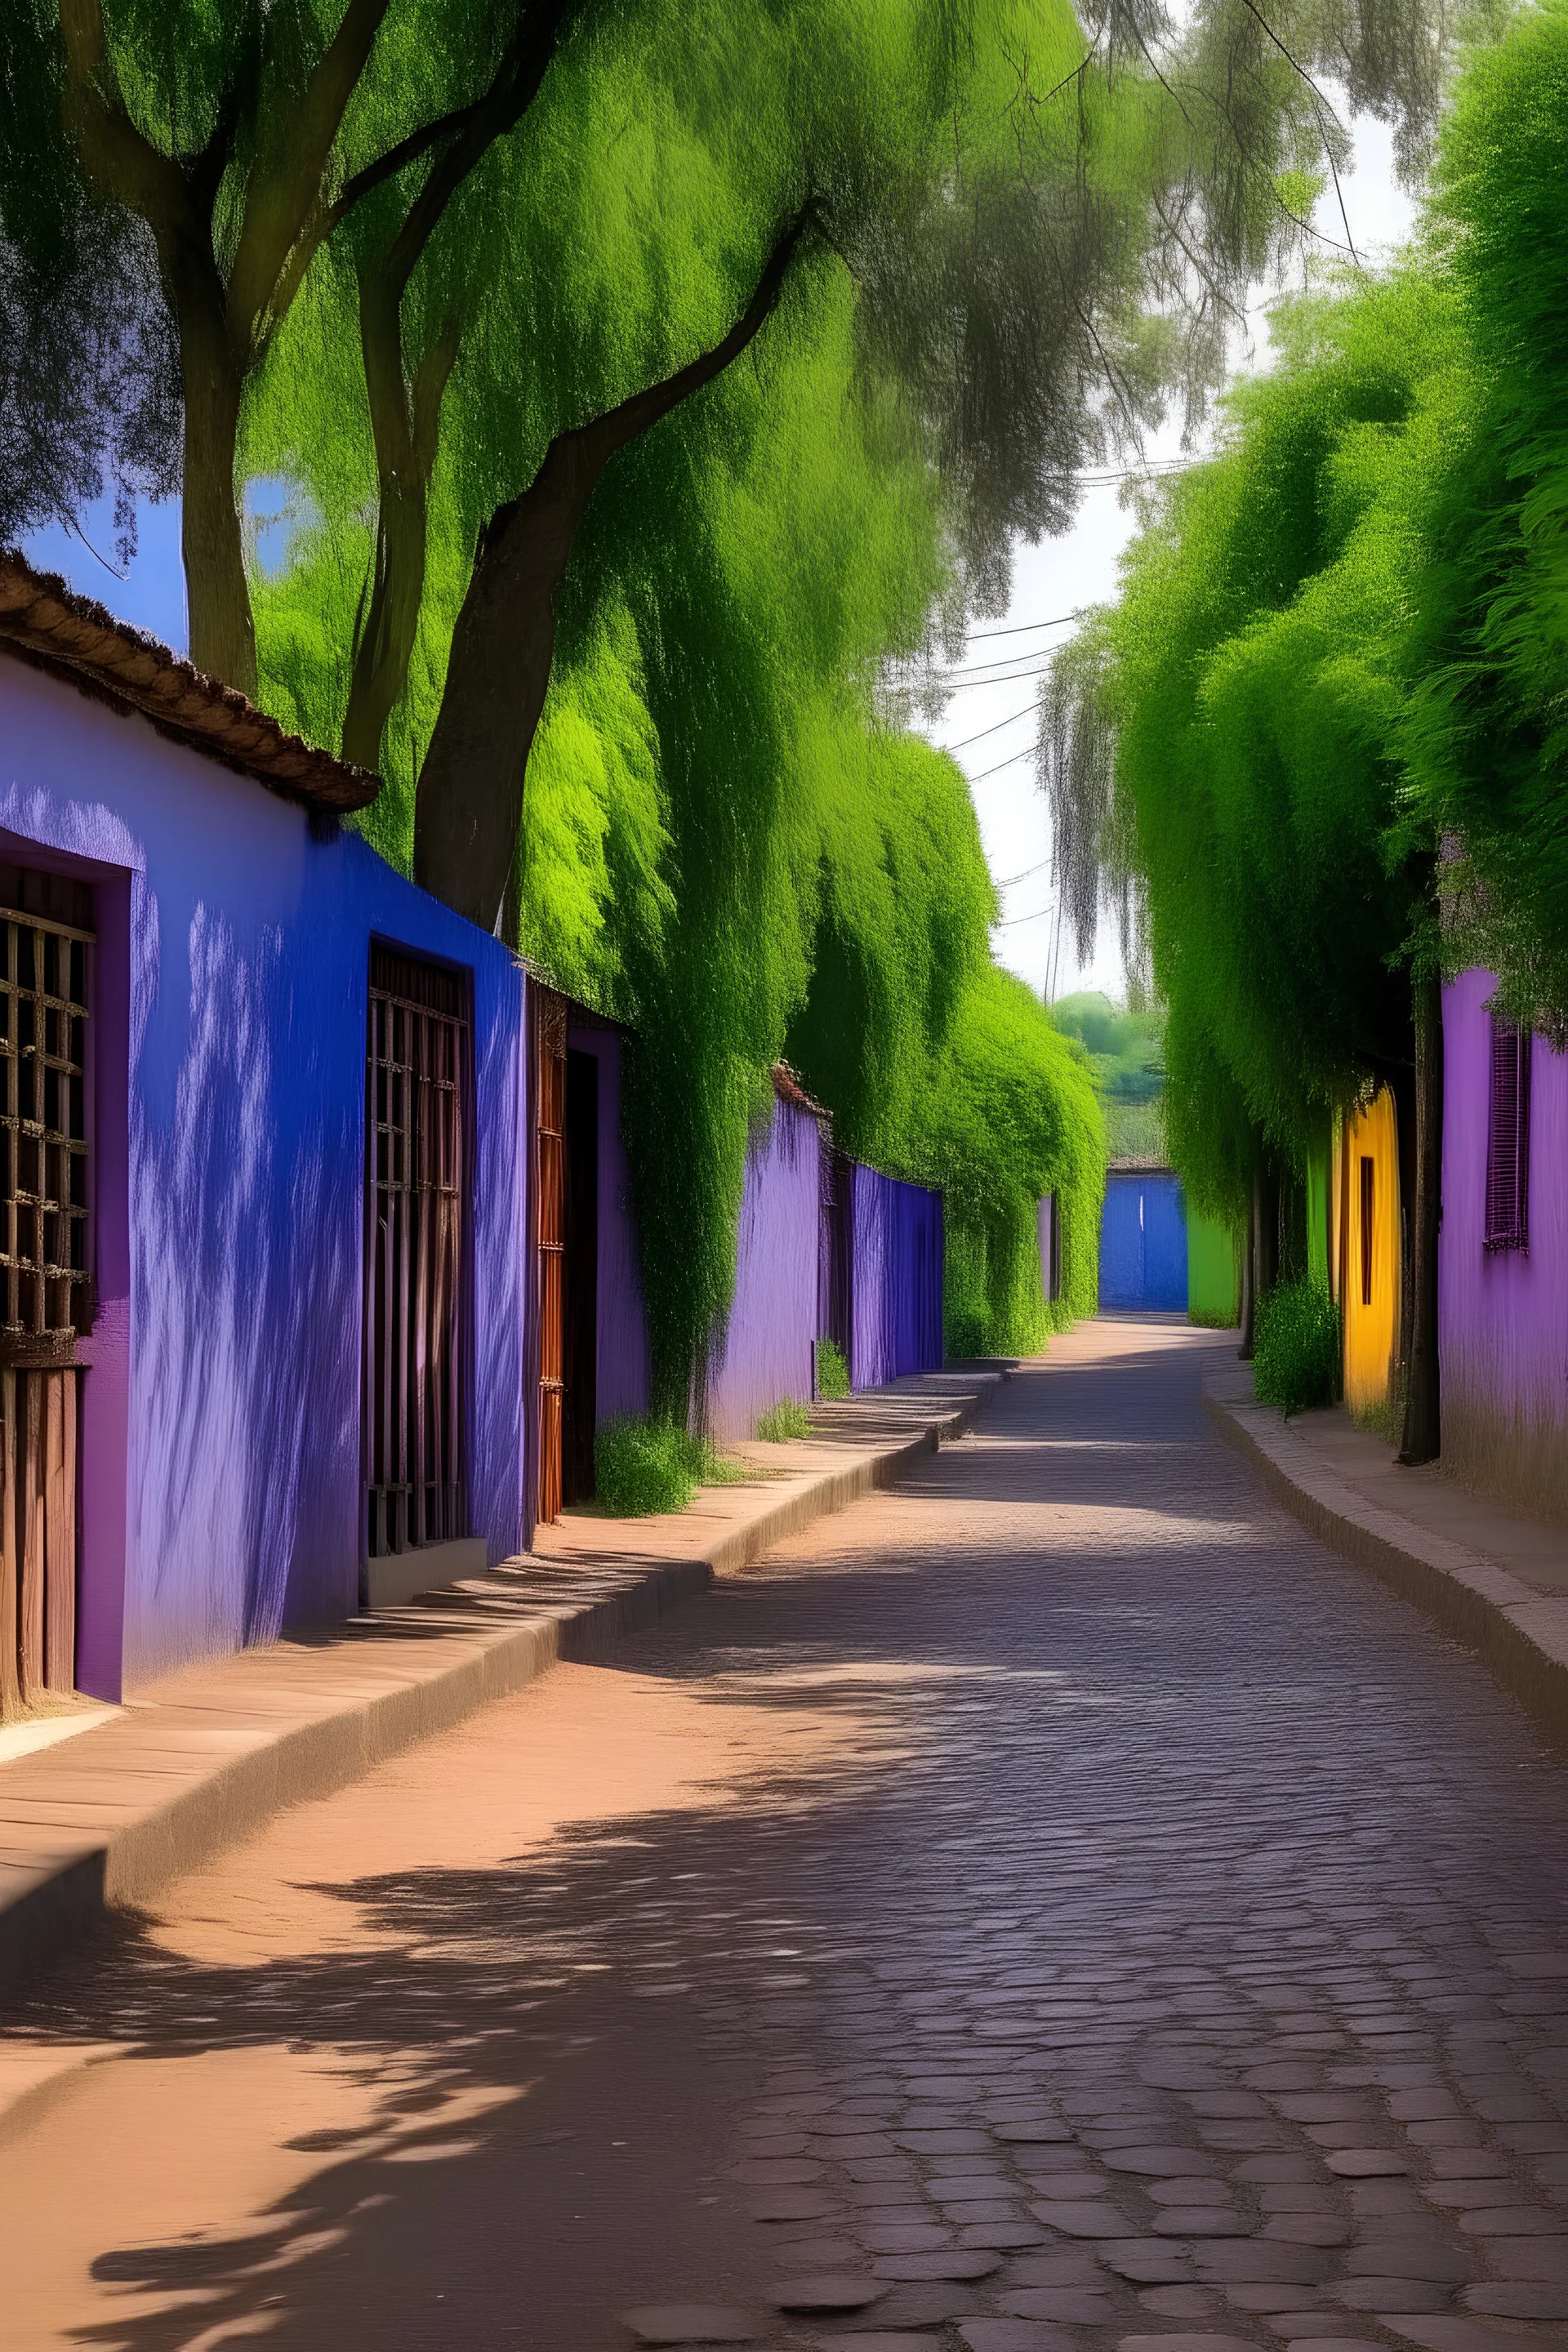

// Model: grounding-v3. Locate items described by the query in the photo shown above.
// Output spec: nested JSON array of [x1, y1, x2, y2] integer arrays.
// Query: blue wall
[[2, 656, 530, 1694], [1099, 1171, 1188, 1312], [851, 1166, 945, 1388]]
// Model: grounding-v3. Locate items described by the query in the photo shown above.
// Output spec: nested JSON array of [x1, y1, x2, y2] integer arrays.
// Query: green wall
[[1187, 1209, 1241, 1327]]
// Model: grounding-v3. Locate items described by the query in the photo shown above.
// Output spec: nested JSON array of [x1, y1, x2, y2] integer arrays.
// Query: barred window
[[1484, 1015, 1531, 1253], [0, 884, 92, 1361]]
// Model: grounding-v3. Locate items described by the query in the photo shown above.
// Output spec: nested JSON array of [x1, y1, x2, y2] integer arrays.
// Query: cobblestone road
[[3, 1319, 1566, 2352]]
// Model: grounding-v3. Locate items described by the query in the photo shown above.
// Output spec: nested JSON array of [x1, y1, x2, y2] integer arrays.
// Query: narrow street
[[3, 1318, 1565, 2351]]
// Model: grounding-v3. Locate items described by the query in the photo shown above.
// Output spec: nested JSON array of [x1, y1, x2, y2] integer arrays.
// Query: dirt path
[[2, 1319, 1564, 2351]]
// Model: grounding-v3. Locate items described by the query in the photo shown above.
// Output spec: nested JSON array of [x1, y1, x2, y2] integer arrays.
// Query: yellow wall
[[1336, 1088, 1401, 1413]]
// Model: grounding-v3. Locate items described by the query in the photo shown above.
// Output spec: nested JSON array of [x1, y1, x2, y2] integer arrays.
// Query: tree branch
[[58, 0, 191, 236], [383, 0, 575, 308], [567, 197, 824, 472], [225, 0, 396, 354]]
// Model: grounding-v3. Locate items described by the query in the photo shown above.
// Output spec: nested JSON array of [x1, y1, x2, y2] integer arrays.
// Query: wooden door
[[534, 991, 567, 1525], [562, 1048, 599, 1505], [0, 873, 92, 1718]]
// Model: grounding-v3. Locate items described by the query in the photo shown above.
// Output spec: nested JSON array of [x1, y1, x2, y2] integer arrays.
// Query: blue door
[[1099, 1173, 1188, 1311], [1143, 1176, 1188, 1309]]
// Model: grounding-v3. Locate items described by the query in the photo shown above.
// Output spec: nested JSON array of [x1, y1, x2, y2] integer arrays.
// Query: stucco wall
[[1441, 969, 1568, 1524], [1, 657, 530, 1695], [851, 1166, 944, 1388], [706, 1096, 821, 1441]]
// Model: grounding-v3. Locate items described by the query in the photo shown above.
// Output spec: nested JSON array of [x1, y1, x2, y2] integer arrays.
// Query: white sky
[[921, 109, 1419, 1009]]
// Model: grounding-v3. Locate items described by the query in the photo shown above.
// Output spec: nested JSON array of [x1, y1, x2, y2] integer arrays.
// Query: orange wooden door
[[534, 991, 567, 1525]]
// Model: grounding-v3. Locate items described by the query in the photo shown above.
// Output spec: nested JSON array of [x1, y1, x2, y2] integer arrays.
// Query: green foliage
[[814, 1339, 850, 1401], [593, 1414, 739, 1514], [12, 0, 1456, 1416], [1052, 991, 1164, 1103], [1406, 0, 1568, 1036], [1104, 1096, 1165, 1163], [757, 1397, 812, 1441], [1051, 263, 1463, 1223], [1253, 1279, 1340, 1417], [912, 968, 1104, 1356]]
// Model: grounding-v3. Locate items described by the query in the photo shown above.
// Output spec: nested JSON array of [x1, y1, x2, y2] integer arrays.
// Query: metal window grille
[[0, 906, 91, 1360], [363, 947, 470, 1560], [1484, 1015, 1531, 1252]]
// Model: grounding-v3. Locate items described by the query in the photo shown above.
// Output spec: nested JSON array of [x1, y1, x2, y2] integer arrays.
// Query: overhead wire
[[966, 744, 1038, 785], [940, 702, 1039, 753]]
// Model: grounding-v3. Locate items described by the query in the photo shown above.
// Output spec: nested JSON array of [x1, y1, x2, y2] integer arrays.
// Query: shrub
[[814, 1338, 850, 1400], [595, 1416, 712, 1516], [1253, 1279, 1340, 1418], [757, 1397, 812, 1441]]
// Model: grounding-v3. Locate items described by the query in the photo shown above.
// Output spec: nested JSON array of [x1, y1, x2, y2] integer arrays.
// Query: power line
[[941, 702, 1037, 754], [934, 662, 1055, 693], [994, 856, 1051, 889], [967, 745, 1038, 785], [993, 899, 1057, 928], [964, 610, 1080, 642]]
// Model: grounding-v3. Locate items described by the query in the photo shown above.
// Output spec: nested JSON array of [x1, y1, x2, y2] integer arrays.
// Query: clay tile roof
[[771, 1061, 829, 1118], [0, 548, 379, 816]]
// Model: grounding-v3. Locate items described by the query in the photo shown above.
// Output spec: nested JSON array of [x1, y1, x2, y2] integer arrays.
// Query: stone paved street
[[2, 1319, 1566, 2351]]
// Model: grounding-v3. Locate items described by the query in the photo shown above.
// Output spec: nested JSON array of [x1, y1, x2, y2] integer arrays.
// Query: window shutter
[[1485, 1016, 1531, 1250]]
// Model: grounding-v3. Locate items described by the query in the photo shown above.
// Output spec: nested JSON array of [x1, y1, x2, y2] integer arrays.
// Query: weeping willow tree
[[1041, 261, 1470, 1454], [1401, 0, 1568, 1040], [2, 0, 1467, 1403]]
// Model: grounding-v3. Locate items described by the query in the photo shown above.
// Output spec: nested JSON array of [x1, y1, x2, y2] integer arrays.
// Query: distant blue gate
[[1099, 1171, 1188, 1312]]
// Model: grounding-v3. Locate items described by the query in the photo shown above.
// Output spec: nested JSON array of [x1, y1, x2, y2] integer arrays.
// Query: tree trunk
[[413, 202, 819, 927], [1255, 1157, 1280, 1301], [1398, 961, 1443, 1466], [178, 295, 256, 697], [413, 434, 594, 927], [341, 285, 458, 775], [1237, 1190, 1256, 1360]]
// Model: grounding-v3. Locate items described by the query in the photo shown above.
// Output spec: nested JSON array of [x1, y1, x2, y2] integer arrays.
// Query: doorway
[[0, 864, 94, 1717], [562, 1049, 599, 1504]]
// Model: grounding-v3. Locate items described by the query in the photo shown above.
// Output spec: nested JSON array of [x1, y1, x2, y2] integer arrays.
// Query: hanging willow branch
[[1036, 620, 1150, 991]]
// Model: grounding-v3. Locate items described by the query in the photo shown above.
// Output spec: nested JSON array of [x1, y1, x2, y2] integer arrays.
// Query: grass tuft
[[757, 1397, 812, 1441], [594, 1417, 746, 1515], [814, 1338, 850, 1400]]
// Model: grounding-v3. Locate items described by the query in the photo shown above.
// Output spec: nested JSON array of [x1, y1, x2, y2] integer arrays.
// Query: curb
[[1204, 1386, 1568, 1747], [0, 1372, 1001, 2011]]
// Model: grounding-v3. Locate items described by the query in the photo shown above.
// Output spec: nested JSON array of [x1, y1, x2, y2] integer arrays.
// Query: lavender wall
[[1441, 968, 1568, 1523], [706, 1095, 822, 1441], [850, 1165, 945, 1390], [565, 1023, 650, 1424], [0, 657, 531, 1695]]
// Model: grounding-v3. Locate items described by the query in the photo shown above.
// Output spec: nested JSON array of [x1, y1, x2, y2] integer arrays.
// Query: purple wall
[[1441, 969, 1568, 1523], [565, 1023, 650, 1425], [1, 656, 531, 1695], [850, 1165, 945, 1390], [706, 1094, 822, 1441]]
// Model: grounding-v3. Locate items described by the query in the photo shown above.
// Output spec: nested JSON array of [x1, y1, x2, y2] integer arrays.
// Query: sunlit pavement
[[1, 1317, 1565, 2350]]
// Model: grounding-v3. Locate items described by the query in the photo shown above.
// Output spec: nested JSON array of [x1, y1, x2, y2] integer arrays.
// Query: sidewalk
[[0, 1366, 1005, 2047], [1205, 1356, 1568, 1744]]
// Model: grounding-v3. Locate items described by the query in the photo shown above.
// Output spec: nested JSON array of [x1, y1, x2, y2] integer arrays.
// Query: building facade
[[1440, 969, 1568, 1525]]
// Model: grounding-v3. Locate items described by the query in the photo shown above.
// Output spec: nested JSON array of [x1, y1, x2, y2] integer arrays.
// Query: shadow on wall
[[133, 900, 363, 1669]]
